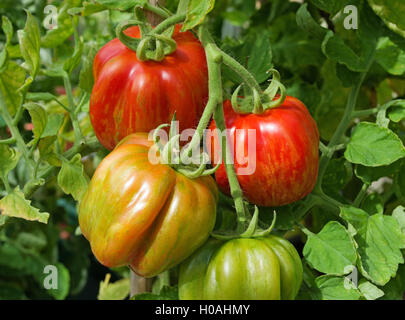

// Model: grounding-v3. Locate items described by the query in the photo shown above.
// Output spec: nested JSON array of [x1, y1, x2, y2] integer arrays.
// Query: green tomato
[[178, 235, 303, 300]]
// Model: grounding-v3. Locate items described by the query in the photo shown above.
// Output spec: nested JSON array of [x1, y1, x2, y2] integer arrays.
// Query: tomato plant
[[0, 0, 405, 302], [79, 133, 217, 277], [179, 235, 303, 300], [209, 97, 319, 207], [90, 24, 208, 150]]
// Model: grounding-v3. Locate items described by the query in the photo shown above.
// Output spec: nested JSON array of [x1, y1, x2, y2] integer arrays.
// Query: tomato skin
[[78, 133, 217, 277], [209, 97, 319, 207], [179, 235, 303, 300], [90, 25, 208, 150]]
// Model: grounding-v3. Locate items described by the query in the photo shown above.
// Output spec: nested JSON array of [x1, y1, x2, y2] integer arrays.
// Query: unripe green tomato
[[178, 235, 303, 300]]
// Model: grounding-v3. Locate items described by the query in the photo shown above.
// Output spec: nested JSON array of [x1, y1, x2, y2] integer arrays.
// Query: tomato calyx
[[152, 116, 221, 179], [211, 207, 277, 240], [231, 69, 287, 115], [116, 6, 186, 62]]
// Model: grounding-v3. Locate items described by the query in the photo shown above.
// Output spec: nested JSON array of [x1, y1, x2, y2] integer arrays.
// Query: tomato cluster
[[79, 24, 319, 300]]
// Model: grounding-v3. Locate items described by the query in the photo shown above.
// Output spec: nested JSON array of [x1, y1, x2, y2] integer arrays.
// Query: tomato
[[90, 25, 208, 150], [78, 133, 217, 277], [209, 97, 319, 207], [179, 235, 303, 300]]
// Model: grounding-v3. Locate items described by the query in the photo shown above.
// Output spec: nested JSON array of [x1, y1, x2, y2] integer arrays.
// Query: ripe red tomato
[[90, 25, 208, 150], [209, 97, 319, 207], [79, 133, 217, 277]]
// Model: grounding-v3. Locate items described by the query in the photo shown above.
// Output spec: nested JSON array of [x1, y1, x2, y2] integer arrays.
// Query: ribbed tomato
[[179, 235, 303, 300], [209, 97, 319, 207], [90, 25, 208, 150], [78, 133, 217, 277]]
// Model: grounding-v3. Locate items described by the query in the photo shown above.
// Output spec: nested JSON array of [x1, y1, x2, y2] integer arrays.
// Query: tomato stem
[[315, 47, 376, 193]]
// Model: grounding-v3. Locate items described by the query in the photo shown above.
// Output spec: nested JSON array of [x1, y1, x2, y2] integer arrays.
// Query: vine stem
[[0, 90, 34, 172], [315, 48, 376, 191], [198, 25, 248, 232]]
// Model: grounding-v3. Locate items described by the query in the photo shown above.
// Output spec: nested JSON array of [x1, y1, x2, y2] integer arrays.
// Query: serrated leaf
[[322, 31, 368, 72], [0, 145, 21, 178], [23, 103, 47, 141], [355, 161, 401, 185], [57, 154, 89, 202], [345, 122, 405, 166], [0, 61, 26, 116], [376, 37, 405, 75], [303, 221, 357, 275], [315, 275, 361, 300], [0, 188, 49, 224], [64, 39, 84, 75], [340, 206, 405, 285], [296, 3, 327, 40], [182, 0, 215, 31], [79, 46, 97, 93], [368, 0, 405, 38], [17, 11, 40, 79], [98, 273, 130, 300], [358, 279, 384, 300], [392, 206, 405, 236]]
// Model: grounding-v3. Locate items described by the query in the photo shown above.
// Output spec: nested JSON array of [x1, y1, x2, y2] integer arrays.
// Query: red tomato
[[90, 25, 208, 150], [209, 97, 319, 207]]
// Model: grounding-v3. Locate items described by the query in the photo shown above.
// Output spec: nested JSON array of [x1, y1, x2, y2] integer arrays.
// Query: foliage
[[0, 0, 404, 300]]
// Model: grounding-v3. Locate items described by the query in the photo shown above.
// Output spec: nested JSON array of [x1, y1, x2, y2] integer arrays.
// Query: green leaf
[[0, 61, 26, 116], [38, 136, 62, 167], [344, 122, 405, 167], [368, 0, 405, 38], [355, 160, 401, 185], [79, 45, 97, 93], [57, 154, 89, 202], [296, 4, 327, 40], [388, 101, 405, 122], [95, 0, 147, 10], [0, 145, 21, 179], [322, 31, 368, 72], [380, 264, 405, 300], [132, 285, 179, 300], [392, 206, 405, 236], [309, 0, 352, 15], [41, 0, 82, 48], [361, 193, 384, 215], [340, 206, 405, 286], [315, 275, 361, 300], [44, 263, 71, 300], [322, 158, 353, 196], [23, 103, 47, 141], [64, 39, 84, 75], [2, 16, 13, 46], [246, 31, 272, 83], [358, 279, 384, 300], [41, 113, 64, 138], [376, 37, 405, 75], [0, 188, 49, 224], [303, 221, 357, 275], [17, 11, 41, 79], [182, 0, 215, 31], [98, 273, 130, 300]]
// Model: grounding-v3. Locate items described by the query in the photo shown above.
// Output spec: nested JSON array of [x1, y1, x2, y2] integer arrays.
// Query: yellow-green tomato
[[179, 235, 303, 300]]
